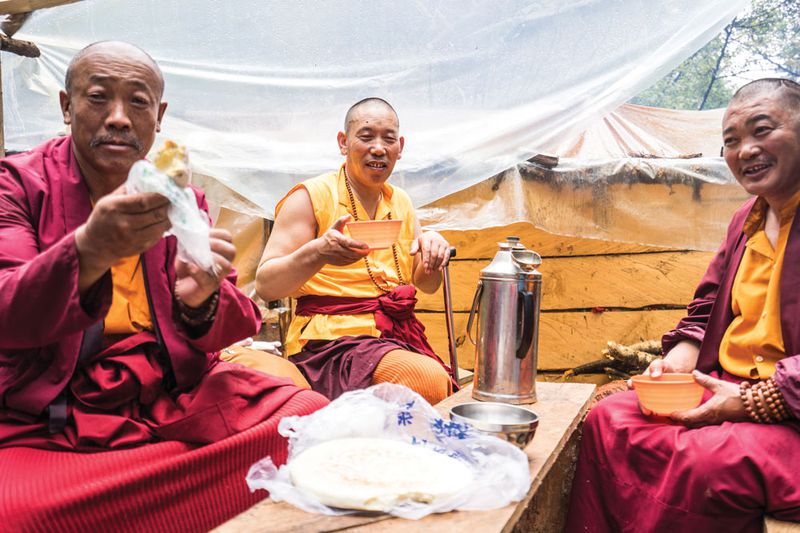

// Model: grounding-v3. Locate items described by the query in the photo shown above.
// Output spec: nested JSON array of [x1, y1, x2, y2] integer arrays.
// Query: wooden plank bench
[[215, 381, 595, 533]]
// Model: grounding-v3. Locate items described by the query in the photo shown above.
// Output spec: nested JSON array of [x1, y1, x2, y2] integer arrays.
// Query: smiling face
[[60, 42, 167, 191], [722, 91, 800, 207], [337, 102, 404, 191]]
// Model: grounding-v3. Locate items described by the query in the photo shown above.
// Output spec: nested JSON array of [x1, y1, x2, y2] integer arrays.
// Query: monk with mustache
[[0, 41, 328, 530]]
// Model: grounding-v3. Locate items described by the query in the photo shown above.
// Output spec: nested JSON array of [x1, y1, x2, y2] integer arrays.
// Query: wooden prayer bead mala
[[343, 167, 406, 294], [739, 378, 792, 423], [175, 290, 219, 326], [765, 379, 791, 419]]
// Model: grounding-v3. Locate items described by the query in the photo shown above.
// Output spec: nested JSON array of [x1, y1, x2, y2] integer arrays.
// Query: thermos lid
[[506, 236, 526, 251], [511, 249, 542, 270], [480, 237, 542, 280]]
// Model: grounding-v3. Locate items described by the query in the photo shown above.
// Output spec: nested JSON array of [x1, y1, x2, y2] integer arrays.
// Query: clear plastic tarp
[[5, 0, 745, 214], [418, 157, 749, 252], [410, 103, 746, 252], [556, 104, 728, 160], [4, 0, 748, 252]]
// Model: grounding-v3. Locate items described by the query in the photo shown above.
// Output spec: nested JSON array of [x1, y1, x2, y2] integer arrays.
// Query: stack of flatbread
[[289, 437, 473, 512]]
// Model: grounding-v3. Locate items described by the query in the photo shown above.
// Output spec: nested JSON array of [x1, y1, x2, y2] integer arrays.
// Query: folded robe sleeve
[[660, 231, 730, 355], [0, 165, 111, 350], [774, 356, 800, 419], [661, 200, 753, 356]]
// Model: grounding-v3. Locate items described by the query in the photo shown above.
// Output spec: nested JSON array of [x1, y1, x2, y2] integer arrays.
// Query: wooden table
[[215, 381, 595, 533]]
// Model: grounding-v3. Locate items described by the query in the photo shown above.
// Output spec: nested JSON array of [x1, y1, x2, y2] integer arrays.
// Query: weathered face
[[722, 92, 800, 204], [60, 46, 167, 184], [337, 104, 404, 189]]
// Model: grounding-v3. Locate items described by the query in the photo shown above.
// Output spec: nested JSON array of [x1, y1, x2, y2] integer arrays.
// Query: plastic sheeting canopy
[[5, 0, 746, 226]]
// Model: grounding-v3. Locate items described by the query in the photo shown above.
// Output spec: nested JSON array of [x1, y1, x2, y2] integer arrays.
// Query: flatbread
[[289, 437, 473, 511], [153, 139, 190, 188]]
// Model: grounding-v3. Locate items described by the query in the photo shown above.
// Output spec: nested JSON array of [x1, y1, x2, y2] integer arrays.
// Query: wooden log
[[419, 169, 750, 253], [0, 34, 39, 57], [418, 250, 712, 312], [436, 221, 672, 260], [418, 309, 686, 371], [527, 153, 559, 168], [0, 0, 80, 15], [536, 372, 610, 386]]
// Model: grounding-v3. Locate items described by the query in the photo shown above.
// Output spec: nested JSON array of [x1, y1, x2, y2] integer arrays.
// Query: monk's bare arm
[[255, 188, 368, 301], [411, 219, 449, 294], [644, 340, 701, 377]]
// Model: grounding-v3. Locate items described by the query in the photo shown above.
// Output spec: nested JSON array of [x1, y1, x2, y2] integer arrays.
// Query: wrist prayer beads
[[739, 378, 792, 423]]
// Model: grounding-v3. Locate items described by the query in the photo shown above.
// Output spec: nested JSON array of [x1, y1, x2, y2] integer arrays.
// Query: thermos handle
[[516, 284, 535, 359], [466, 280, 483, 346]]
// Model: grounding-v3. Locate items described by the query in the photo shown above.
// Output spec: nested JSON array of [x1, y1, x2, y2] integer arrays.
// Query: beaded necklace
[[343, 167, 405, 293]]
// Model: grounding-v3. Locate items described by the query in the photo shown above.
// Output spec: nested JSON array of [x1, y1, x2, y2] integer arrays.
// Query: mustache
[[90, 135, 143, 151]]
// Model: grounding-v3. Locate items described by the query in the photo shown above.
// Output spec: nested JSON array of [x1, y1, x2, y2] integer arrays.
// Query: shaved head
[[60, 40, 167, 190], [722, 77, 800, 208], [65, 41, 164, 98], [338, 97, 403, 188], [730, 78, 800, 116], [344, 97, 398, 133]]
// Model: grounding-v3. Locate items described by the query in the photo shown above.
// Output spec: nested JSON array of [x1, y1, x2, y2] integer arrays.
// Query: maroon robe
[[0, 137, 329, 529], [567, 199, 800, 532], [290, 285, 457, 399], [662, 196, 800, 418]]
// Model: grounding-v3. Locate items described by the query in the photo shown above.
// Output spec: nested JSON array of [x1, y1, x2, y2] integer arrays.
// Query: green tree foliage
[[631, 0, 800, 110], [631, 35, 735, 110]]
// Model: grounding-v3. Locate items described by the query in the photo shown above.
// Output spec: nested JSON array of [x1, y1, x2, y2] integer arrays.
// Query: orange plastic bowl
[[630, 373, 704, 415], [346, 219, 402, 250]]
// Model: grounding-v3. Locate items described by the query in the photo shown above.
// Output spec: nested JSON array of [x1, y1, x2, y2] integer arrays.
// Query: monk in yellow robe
[[230, 98, 455, 404]]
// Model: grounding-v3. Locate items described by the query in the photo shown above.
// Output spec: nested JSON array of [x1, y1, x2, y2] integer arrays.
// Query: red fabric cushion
[[0, 389, 328, 532]]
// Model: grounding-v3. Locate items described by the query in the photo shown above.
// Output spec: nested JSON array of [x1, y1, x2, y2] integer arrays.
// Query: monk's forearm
[[185, 279, 262, 353], [74, 225, 116, 295], [413, 264, 442, 294], [256, 240, 327, 301], [663, 340, 701, 372]]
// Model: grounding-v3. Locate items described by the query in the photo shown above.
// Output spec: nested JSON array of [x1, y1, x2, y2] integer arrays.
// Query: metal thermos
[[467, 237, 542, 404]]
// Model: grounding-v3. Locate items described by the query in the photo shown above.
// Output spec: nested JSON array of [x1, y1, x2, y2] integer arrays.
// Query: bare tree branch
[[699, 20, 735, 110], [749, 48, 800, 77]]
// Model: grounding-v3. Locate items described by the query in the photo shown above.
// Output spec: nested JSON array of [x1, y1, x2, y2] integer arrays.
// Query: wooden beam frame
[[0, 0, 80, 16], [0, 0, 81, 156], [0, 34, 39, 56]]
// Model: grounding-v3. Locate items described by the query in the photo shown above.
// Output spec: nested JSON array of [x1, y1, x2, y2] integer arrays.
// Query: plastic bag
[[235, 337, 283, 356], [246, 383, 531, 519], [126, 159, 216, 274]]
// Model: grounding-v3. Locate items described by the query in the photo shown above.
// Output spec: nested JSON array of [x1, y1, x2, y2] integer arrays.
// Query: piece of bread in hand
[[154, 139, 191, 188]]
